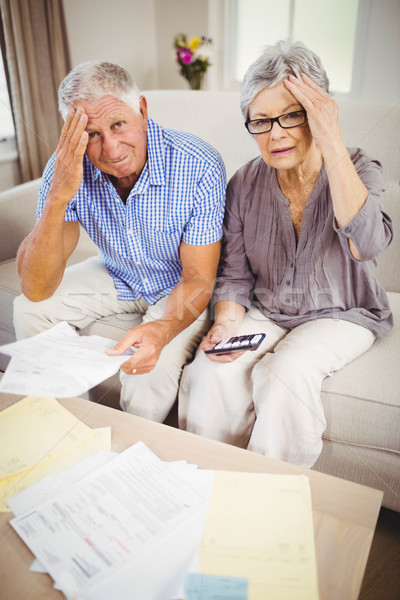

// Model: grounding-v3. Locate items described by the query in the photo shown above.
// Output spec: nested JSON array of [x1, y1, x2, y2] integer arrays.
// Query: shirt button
[[345, 227, 352, 233], [286, 280, 291, 285], [285, 298, 290, 304]]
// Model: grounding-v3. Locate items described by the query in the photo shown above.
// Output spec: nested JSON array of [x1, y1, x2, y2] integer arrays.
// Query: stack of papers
[[7, 439, 320, 600], [0, 395, 110, 511], [9, 442, 213, 600], [0, 321, 133, 398]]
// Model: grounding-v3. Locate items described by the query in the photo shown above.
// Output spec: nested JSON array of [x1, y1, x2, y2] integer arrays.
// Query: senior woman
[[178, 40, 393, 468]]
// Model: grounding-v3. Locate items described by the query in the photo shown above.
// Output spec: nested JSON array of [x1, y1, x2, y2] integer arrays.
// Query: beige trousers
[[14, 257, 210, 422], [179, 306, 375, 468]]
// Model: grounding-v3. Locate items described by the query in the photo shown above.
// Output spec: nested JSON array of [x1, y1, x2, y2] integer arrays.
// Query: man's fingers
[[77, 130, 89, 154], [65, 111, 88, 155], [111, 322, 168, 375], [57, 109, 88, 156], [107, 337, 136, 355], [120, 347, 157, 375]]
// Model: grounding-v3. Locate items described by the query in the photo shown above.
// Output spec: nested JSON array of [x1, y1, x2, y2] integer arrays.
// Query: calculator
[[205, 333, 266, 355]]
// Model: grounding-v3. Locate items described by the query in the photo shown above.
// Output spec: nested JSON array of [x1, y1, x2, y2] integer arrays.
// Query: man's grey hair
[[58, 60, 141, 120], [240, 40, 330, 120]]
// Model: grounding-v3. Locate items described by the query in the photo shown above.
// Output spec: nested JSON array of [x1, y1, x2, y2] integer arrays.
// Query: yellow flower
[[188, 37, 202, 52]]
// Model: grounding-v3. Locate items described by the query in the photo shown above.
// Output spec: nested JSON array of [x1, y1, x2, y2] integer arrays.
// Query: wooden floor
[[359, 507, 400, 600]]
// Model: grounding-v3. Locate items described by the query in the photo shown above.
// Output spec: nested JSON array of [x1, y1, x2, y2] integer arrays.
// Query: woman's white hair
[[240, 40, 330, 120], [58, 60, 141, 120]]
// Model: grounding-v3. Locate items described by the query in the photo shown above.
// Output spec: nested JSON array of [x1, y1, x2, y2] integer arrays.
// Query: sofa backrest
[[145, 90, 400, 293], [337, 100, 399, 292], [1, 91, 397, 293], [145, 90, 258, 182]]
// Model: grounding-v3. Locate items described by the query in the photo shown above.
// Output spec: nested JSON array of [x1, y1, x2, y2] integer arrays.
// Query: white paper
[[7, 450, 118, 517], [8, 450, 211, 600], [10, 442, 211, 600], [0, 321, 133, 397]]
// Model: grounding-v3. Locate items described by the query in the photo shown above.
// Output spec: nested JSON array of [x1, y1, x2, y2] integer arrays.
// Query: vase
[[187, 71, 205, 90]]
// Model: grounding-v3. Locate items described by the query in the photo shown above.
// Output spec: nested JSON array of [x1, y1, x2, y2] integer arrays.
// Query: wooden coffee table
[[0, 391, 382, 600]]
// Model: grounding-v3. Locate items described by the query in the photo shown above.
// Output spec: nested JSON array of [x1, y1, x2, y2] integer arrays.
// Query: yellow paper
[[0, 396, 111, 511], [199, 472, 319, 600]]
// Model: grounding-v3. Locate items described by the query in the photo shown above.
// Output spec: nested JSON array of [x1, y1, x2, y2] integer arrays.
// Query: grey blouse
[[213, 148, 393, 336]]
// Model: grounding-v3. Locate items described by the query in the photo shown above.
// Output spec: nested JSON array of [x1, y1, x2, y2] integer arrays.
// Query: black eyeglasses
[[245, 109, 307, 135]]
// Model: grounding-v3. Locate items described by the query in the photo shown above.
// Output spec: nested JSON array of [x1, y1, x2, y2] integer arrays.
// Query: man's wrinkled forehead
[[76, 95, 133, 123]]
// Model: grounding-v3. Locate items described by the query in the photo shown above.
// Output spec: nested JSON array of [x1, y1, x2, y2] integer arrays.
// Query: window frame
[[208, 0, 371, 100]]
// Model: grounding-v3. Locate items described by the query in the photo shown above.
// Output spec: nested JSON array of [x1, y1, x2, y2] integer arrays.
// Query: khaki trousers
[[179, 306, 375, 468], [14, 257, 210, 422]]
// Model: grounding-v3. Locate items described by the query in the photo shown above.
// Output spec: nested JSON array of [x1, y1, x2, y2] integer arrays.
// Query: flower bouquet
[[173, 34, 213, 90]]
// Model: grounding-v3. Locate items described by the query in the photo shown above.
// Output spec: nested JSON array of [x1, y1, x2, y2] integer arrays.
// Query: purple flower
[[177, 47, 192, 65]]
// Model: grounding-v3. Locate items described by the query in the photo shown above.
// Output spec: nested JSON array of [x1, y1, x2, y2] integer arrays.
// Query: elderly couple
[[15, 41, 392, 469]]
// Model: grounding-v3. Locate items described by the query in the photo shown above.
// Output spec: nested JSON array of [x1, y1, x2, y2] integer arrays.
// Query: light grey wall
[[63, 0, 159, 89], [357, 0, 400, 104], [1, 0, 398, 192], [62, 0, 400, 101], [154, 0, 209, 90], [63, 0, 210, 91]]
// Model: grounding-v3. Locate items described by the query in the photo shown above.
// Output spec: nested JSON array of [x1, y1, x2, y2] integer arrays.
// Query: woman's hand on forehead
[[284, 73, 341, 150]]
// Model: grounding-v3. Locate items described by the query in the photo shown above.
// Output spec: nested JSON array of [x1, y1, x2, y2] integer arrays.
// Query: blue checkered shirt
[[37, 118, 226, 303]]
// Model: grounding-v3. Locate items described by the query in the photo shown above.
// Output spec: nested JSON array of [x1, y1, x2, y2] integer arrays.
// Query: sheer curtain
[[0, 0, 70, 182]]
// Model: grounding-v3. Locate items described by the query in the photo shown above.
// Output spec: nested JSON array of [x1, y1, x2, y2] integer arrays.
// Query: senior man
[[14, 60, 226, 422]]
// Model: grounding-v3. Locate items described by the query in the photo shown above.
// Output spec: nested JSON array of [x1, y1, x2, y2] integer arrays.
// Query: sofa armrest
[[0, 178, 41, 262]]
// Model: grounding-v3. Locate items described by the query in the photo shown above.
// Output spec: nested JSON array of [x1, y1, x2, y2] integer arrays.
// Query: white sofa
[[0, 91, 399, 511]]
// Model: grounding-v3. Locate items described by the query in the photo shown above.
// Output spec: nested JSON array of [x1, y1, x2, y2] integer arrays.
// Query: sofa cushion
[[0, 228, 97, 370], [313, 441, 399, 510], [0, 180, 41, 262], [316, 291, 400, 510], [321, 292, 400, 451]]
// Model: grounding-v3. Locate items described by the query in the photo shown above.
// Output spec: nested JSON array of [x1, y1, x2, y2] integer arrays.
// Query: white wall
[[357, 0, 400, 104], [62, 0, 159, 89], [62, 0, 400, 102], [1, 0, 398, 192], [154, 0, 209, 90], [63, 0, 210, 91]]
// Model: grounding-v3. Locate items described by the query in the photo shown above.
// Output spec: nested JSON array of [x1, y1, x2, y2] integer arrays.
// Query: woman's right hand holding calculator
[[200, 323, 266, 363]]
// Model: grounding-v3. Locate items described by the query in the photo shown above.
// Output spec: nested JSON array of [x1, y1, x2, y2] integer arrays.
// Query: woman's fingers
[[284, 73, 340, 149]]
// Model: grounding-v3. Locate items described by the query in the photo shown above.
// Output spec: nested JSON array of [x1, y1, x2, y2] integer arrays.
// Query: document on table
[[9, 441, 212, 600], [0, 395, 111, 511], [186, 471, 320, 600], [7, 439, 319, 600], [0, 321, 133, 397]]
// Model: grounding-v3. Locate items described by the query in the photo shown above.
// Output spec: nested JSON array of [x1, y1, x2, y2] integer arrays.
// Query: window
[[0, 50, 15, 139], [233, 0, 290, 82], [230, 0, 360, 95]]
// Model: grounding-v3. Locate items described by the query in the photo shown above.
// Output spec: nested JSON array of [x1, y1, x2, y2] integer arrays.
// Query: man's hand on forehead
[[50, 106, 89, 204]]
